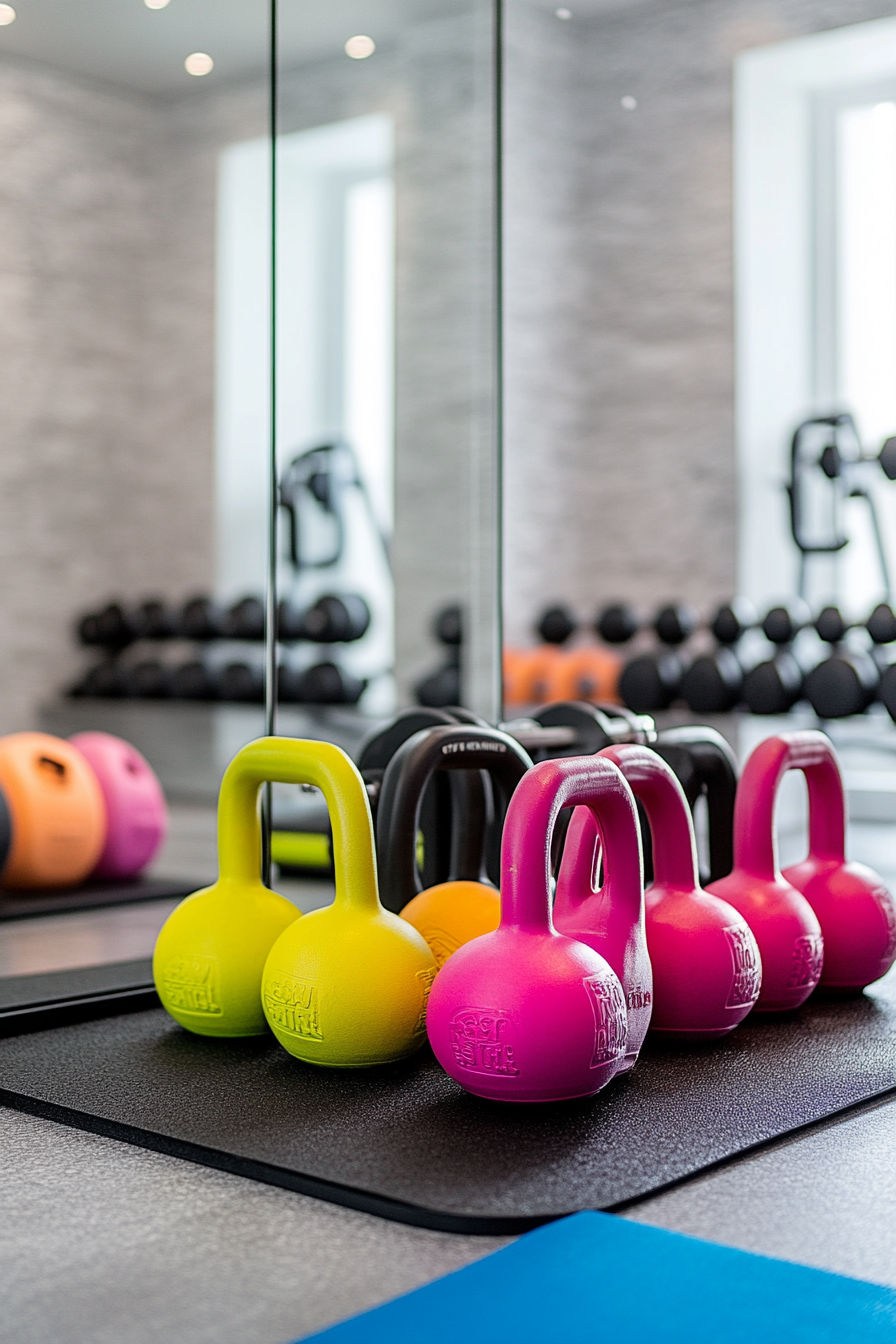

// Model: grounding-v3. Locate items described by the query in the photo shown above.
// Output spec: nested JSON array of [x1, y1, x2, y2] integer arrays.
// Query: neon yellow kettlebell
[[153, 737, 320, 1037], [260, 750, 437, 1068]]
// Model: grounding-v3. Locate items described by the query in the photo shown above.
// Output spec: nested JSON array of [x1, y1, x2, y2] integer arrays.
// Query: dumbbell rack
[[2, 961, 896, 1231]]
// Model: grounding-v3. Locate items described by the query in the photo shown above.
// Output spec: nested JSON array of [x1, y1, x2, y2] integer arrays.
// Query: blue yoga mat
[[298, 1211, 896, 1343]]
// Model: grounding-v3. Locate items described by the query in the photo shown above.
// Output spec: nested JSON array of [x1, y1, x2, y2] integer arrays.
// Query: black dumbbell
[[76, 602, 135, 650], [221, 596, 266, 641], [804, 604, 883, 719], [679, 599, 758, 713], [279, 593, 371, 643], [618, 603, 699, 712], [595, 602, 640, 645], [415, 604, 463, 708], [217, 661, 265, 702], [119, 660, 171, 698], [169, 660, 218, 700], [741, 600, 812, 714], [69, 660, 126, 697], [178, 596, 225, 641], [280, 661, 366, 705], [129, 600, 176, 641], [537, 604, 577, 645]]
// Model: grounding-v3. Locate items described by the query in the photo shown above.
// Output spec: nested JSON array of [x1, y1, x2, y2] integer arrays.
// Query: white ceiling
[[0, 0, 465, 99]]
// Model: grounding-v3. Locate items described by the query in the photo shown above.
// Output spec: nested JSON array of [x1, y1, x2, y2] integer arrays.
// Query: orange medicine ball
[[0, 732, 107, 888]]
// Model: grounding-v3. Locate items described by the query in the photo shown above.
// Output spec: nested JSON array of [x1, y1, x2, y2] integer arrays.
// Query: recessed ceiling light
[[345, 35, 375, 59], [556, 8, 572, 18], [185, 52, 214, 77], [144, 0, 171, 9], [621, 95, 637, 110], [0, 5, 16, 26]]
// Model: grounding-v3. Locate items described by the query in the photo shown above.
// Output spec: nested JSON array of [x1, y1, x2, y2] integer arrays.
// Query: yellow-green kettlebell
[[153, 737, 322, 1037], [260, 742, 437, 1068]]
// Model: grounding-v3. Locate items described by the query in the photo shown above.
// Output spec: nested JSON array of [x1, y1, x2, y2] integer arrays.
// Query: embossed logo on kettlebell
[[417, 927, 460, 969], [264, 973, 323, 1040], [161, 955, 221, 1015], [874, 886, 896, 960], [448, 1008, 519, 1075], [724, 925, 761, 1008], [787, 933, 824, 988], [584, 974, 627, 1067], [413, 966, 437, 1033]]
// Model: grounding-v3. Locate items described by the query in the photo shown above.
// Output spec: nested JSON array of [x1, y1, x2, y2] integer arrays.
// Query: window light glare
[[185, 51, 214, 76], [621, 95, 638, 110], [556, 8, 572, 18], [345, 35, 376, 59], [0, 6, 16, 26], [144, 0, 171, 9]]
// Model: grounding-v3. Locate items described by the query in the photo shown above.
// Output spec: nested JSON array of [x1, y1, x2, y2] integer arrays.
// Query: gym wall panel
[[0, 7, 496, 726], [0, 57, 220, 736], [502, 0, 896, 645]]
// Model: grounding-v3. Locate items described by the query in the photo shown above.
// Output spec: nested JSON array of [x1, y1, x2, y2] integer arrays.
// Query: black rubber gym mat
[[2, 971, 896, 1232], [0, 959, 156, 1036], [0, 877, 199, 921]]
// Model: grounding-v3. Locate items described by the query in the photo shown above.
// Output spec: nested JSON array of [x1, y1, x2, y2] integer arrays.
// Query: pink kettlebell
[[70, 732, 168, 880], [754, 732, 894, 993], [707, 732, 833, 1011], [427, 755, 642, 1104], [569, 744, 761, 1037], [550, 772, 653, 1068]]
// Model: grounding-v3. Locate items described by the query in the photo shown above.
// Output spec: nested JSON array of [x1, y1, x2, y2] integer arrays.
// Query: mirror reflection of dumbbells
[[502, 606, 624, 708], [71, 591, 371, 705], [611, 597, 896, 722]]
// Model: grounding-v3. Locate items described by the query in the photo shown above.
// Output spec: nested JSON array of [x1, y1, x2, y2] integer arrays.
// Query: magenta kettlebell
[[708, 732, 831, 1011], [588, 745, 761, 1037], [426, 755, 641, 1104], [770, 732, 894, 992], [70, 732, 168, 879], [550, 771, 653, 1067]]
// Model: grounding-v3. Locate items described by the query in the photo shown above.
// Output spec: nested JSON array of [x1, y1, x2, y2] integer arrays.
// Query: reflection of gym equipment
[[617, 603, 698, 712], [789, 413, 896, 601], [502, 605, 623, 708], [0, 730, 167, 889], [415, 605, 463, 708]]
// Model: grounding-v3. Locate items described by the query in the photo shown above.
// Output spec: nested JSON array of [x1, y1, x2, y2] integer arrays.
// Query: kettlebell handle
[[598, 744, 699, 889], [653, 726, 738, 882], [219, 736, 378, 912], [501, 755, 642, 932], [733, 730, 845, 880], [377, 725, 533, 910]]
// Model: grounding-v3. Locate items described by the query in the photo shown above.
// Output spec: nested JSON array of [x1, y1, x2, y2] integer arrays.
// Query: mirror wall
[[0, 0, 500, 758], [502, 0, 896, 642]]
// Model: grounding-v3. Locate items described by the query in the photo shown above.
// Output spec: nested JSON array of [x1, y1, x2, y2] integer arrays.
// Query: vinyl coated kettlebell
[[427, 755, 639, 1103], [376, 725, 533, 965], [551, 769, 653, 1068], [761, 732, 895, 992], [708, 732, 829, 1011], [0, 732, 106, 889], [261, 748, 437, 1067], [596, 744, 761, 1037], [153, 738, 308, 1036], [70, 732, 168, 879]]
